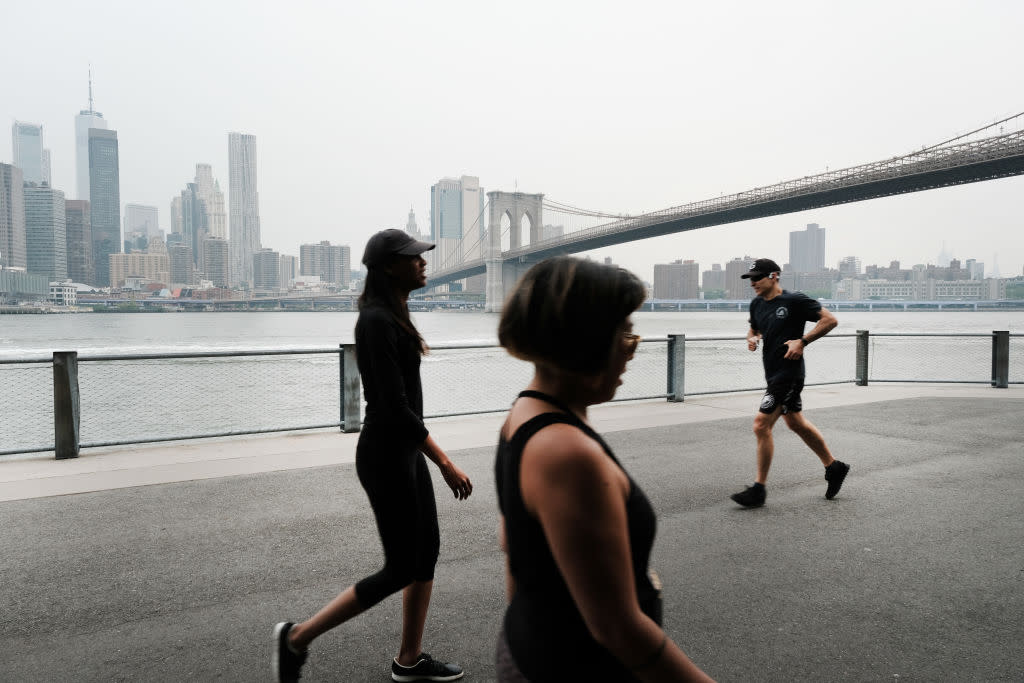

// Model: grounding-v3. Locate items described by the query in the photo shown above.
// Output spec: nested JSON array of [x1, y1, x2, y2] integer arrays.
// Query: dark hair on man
[[359, 256, 427, 354], [499, 256, 646, 374]]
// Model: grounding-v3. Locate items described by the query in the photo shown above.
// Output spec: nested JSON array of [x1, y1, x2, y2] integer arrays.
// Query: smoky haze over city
[[2, 0, 1023, 294]]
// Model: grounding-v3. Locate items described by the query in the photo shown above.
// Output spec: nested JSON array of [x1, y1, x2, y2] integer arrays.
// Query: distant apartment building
[[65, 200, 94, 284], [175, 182, 209, 272], [0, 163, 27, 269], [725, 256, 755, 299], [108, 251, 170, 289], [228, 132, 260, 287], [253, 248, 281, 292], [964, 258, 985, 280], [88, 128, 121, 287], [24, 184, 67, 281], [838, 256, 861, 277], [834, 278, 1006, 301], [653, 259, 699, 299], [300, 241, 351, 287], [12, 121, 46, 185], [202, 237, 230, 288], [279, 253, 297, 290], [701, 263, 725, 292], [42, 149, 51, 186], [541, 224, 564, 241], [123, 203, 160, 252], [789, 223, 826, 273], [168, 243, 195, 287]]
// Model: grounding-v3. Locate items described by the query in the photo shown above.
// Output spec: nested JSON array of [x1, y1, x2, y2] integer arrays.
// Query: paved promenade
[[1, 384, 1022, 682]]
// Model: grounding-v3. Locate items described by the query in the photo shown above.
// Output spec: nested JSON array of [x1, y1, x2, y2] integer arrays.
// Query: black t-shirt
[[355, 304, 429, 446], [748, 290, 822, 382]]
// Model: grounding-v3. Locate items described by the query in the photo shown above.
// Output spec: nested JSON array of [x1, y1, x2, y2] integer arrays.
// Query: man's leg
[[732, 401, 784, 507], [754, 407, 784, 484], [781, 411, 834, 467], [782, 410, 850, 499]]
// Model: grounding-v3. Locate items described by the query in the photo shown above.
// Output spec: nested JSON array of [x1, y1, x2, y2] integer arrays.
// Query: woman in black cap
[[273, 229, 473, 683]]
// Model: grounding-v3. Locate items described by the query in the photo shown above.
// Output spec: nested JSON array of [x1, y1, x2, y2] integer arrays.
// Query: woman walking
[[274, 229, 473, 682], [494, 256, 714, 682]]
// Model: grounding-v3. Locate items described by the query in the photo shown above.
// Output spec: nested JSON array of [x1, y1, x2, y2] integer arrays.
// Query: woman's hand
[[440, 461, 473, 500]]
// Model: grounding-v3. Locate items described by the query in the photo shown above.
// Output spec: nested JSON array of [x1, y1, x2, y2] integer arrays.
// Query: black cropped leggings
[[353, 432, 440, 609]]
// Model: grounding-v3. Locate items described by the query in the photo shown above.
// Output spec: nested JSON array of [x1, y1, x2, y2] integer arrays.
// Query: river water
[[1, 311, 1021, 454]]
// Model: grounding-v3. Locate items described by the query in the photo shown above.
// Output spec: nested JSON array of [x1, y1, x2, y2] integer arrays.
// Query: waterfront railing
[[1, 331, 1018, 458]]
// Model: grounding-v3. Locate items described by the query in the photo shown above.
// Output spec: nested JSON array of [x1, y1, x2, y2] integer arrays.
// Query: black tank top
[[494, 390, 659, 682]]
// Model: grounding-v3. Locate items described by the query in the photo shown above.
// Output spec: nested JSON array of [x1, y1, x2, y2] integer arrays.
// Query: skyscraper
[[88, 128, 121, 287], [42, 149, 51, 186], [0, 164, 27, 269], [176, 183, 208, 271], [194, 163, 226, 239], [12, 121, 45, 185], [75, 71, 108, 200], [429, 175, 484, 270], [24, 184, 67, 280], [789, 223, 826, 273], [228, 132, 260, 288], [123, 203, 160, 251], [65, 200, 94, 284]]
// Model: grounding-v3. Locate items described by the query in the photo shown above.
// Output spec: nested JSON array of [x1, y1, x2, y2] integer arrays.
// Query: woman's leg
[[289, 586, 366, 651], [397, 579, 433, 665]]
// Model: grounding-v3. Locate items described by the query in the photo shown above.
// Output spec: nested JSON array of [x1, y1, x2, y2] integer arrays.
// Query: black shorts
[[759, 377, 804, 414]]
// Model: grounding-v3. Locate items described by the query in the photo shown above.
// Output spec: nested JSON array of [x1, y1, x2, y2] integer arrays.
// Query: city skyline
[[1, 1, 1022, 283]]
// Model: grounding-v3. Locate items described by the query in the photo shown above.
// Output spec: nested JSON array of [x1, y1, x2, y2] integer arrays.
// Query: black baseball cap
[[741, 258, 782, 279], [362, 229, 435, 267]]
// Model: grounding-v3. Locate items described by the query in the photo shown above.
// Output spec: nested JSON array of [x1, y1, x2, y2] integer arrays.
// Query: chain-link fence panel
[[868, 334, 991, 383], [420, 346, 532, 418], [616, 339, 670, 401], [420, 340, 669, 418], [682, 335, 856, 396], [1011, 335, 1023, 385], [0, 360, 53, 455], [77, 351, 343, 446]]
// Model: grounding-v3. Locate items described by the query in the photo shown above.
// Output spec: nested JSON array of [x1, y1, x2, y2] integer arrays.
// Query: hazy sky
[[3, 0, 1022, 281]]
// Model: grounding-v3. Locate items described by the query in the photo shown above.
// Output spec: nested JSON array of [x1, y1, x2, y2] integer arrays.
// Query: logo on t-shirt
[[775, 307, 789, 319]]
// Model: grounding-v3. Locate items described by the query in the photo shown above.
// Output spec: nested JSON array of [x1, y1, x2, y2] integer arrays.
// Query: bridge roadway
[[1, 383, 1022, 681], [428, 129, 1024, 289]]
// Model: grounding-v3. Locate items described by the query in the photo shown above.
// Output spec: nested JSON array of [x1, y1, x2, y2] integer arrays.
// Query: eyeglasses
[[623, 332, 641, 356]]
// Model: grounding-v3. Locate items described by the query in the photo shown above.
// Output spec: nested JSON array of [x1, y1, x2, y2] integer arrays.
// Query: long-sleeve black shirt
[[355, 304, 429, 446]]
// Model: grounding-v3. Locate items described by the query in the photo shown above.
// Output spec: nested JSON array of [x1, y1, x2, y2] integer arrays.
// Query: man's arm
[[747, 327, 761, 352], [783, 307, 837, 359]]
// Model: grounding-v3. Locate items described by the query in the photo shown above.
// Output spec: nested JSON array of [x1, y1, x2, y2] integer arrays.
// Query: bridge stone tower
[[485, 191, 544, 312]]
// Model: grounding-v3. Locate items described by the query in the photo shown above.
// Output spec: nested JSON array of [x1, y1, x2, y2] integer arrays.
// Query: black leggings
[[353, 431, 440, 609]]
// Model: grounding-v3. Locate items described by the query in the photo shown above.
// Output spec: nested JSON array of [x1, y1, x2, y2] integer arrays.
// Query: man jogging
[[730, 258, 850, 508]]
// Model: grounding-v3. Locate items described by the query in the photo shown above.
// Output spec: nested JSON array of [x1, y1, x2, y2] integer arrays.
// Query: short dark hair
[[498, 256, 646, 374]]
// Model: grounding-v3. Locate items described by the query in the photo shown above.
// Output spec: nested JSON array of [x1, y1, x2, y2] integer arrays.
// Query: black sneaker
[[730, 484, 766, 508], [825, 461, 850, 500], [391, 653, 464, 682], [272, 622, 307, 682]]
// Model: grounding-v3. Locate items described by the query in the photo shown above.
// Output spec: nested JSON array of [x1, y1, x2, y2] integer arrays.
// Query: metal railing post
[[341, 343, 362, 432], [53, 351, 81, 459], [667, 334, 685, 402], [991, 330, 1009, 388], [855, 330, 869, 386]]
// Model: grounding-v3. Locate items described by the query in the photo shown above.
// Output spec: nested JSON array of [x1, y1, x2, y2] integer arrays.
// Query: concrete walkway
[[1, 384, 1022, 681]]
